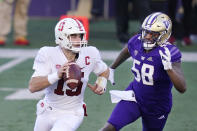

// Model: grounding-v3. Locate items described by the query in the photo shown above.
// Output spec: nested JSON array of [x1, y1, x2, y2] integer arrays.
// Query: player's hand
[[108, 68, 115, 85], [159, 47, 172, 70], [57, 63, 69, 78], [87, 83, 105, 95]]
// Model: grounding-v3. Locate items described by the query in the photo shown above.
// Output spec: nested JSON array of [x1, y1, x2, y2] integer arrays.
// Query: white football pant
[[34, 100, 84, 131]]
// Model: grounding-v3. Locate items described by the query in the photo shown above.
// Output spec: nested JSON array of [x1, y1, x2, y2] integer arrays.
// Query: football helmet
[[141, 12, 172, 50], [55, 18, 87, 53]]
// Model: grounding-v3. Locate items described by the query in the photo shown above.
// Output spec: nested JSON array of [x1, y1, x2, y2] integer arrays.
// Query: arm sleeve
[[127, 34, 141, 57], [168, 45, 182, 63], [32, 47, 51, 77], [92, 47, 108, 76]]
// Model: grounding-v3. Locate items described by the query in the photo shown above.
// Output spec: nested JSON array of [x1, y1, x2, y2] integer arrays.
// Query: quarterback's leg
[[100, 100, 141, 131], [51, 107, 84, 131], [34, 112, 52, 131], [34, 100, 53, 131]]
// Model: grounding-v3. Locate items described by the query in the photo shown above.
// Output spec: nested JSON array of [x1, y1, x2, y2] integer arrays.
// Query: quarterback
[[101, 12, 187, 131], [28, 18, 109, 131]]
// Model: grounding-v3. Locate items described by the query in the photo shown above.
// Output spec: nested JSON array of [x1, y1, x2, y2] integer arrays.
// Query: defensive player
[[28, 18, 109, 131], [101, 12, 187, 131]]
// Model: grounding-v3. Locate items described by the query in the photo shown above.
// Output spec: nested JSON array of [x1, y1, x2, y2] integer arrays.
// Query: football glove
[[159, 47, 172, 70], [108, 68, 115, 85]]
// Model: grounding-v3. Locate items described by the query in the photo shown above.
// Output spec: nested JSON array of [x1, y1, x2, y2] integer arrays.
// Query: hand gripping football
[[63, 63, 82, 90]]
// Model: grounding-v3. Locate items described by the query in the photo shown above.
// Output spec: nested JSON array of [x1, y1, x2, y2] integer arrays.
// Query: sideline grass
[[1, 18, 197, 51]]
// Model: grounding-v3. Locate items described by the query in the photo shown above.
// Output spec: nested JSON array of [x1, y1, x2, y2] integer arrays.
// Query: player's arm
[[108, 45, 130, 85], [166, 62, 187, 93], [97, 67, 110, 89], [99, 67, 109, 78], [87, 47, 110, 95], [159, 47, 186, 93], [88, 68, 109, 95], [29, 76, 51, 93], [110, 45, 130, 69], [29, 63, 68, 93]]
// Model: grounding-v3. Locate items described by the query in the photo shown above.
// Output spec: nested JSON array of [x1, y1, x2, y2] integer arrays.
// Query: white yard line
[[5, 89, 44, 100], [0, 87, 23, 91], [0, 48, 197, 61], [0, 88, 44, 100], [0, 57, 29, 73]]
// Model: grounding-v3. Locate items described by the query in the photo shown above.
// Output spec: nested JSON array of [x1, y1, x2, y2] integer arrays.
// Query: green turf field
[[0, 18, 197, 131], [0, 59, 196, 131]]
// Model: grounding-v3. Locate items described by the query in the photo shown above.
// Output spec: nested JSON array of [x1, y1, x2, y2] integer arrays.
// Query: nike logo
[[158, 115, 165, 119]]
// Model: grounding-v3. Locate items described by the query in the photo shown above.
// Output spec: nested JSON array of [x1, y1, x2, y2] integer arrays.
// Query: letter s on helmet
[[141, 12, 172, 50], [55, 18, 87, 53]]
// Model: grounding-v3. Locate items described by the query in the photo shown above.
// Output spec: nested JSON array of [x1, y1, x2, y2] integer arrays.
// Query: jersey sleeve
[[90, 47, 108, 75], [127, 34, 141, 57], [168, 45, 182, 63], [32, 47, 51, 77]]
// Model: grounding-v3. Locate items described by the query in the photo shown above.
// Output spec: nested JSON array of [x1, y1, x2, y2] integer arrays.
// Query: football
[[63, 63, 82, 90]]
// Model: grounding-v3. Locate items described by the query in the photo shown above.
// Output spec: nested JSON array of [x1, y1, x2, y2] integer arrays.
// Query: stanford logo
[[40, 102, 44, 107], [56, 64, 61, 69]]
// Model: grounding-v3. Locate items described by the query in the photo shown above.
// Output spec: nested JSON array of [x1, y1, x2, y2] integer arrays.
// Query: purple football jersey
[[127, 34, 182, 115]]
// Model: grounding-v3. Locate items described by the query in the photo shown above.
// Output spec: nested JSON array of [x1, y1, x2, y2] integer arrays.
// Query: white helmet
[[55, 18, 87, 53], [141, 12, 172, 50]]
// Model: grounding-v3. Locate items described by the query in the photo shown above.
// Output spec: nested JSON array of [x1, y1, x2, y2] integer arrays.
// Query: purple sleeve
[[168, 45, 182, 63], [127, 34, 141, 55]]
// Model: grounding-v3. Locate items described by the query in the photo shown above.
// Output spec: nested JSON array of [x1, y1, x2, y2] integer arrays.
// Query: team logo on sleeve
[[134, 50, 138, 56], [56, 64, 61, 69]]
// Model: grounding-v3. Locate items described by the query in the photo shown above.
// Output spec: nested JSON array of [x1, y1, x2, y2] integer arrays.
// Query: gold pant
[[0, 0, 30, 40]]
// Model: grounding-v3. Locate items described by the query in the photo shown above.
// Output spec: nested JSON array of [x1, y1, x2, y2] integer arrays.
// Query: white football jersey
[[32, 46, 107, 110]]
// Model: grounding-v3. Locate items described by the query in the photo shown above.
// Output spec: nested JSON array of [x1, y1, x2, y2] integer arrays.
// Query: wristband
[[48, 72, 60, 84], [96, 76, 107, 91]]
